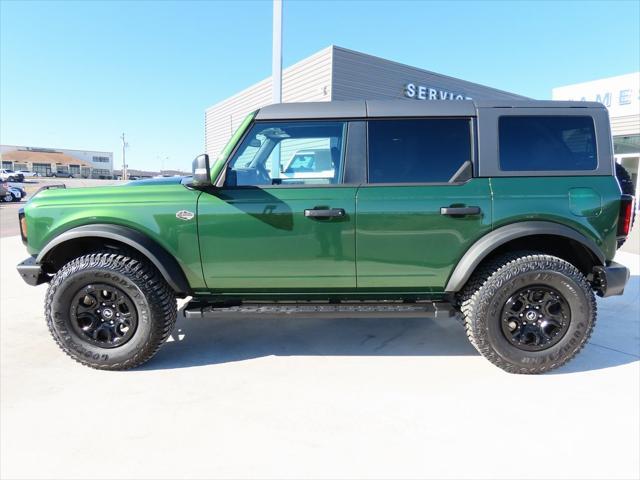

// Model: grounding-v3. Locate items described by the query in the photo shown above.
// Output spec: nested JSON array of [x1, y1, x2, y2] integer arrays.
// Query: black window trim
[[362, 116, 476, 187], [497, 114, 599, 173], [216, 118, 364, 189]]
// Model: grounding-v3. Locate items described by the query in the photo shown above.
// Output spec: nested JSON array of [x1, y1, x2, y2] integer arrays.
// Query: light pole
[[272, 0, 282, 104], [120, 133, 129, 180], [272, 0, 283, 178]]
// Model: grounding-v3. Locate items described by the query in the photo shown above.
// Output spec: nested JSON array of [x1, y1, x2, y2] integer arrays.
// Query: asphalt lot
[[0, 231, 638, 479]]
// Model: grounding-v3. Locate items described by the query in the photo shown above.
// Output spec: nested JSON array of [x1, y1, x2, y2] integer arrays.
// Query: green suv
[[16, 100, 635, 373]]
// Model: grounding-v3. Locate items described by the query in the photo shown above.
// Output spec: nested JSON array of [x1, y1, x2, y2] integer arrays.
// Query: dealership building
[[0, 145, 114, 178], [553, 72, 640, 196], [205, 45, 526, 158]]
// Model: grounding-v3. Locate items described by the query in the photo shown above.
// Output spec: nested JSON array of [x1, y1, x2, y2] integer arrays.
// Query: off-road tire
[[45, 253, 177, 370], [458, 252, 596, 374]]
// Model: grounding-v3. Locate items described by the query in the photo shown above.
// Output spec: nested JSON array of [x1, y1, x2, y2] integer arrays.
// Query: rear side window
[[499, 116, 597, 171], [368, 119, 472, 183]]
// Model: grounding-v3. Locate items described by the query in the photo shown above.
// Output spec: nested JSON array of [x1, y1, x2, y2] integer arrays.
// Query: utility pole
[[120, 133, 128, 180], [272, 0, 282, 104]]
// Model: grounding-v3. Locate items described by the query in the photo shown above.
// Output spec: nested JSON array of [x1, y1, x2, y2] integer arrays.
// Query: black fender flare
[[445, 221, 606, 292], [37, 224, 191, 295]]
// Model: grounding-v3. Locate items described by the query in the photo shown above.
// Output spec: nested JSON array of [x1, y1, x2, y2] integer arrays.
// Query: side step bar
[[183, 301, 458, 319]]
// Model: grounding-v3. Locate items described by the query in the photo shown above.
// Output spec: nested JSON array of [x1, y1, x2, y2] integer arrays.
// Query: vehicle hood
[[28, 176, 194, 205], [126, 176, 190, 186]]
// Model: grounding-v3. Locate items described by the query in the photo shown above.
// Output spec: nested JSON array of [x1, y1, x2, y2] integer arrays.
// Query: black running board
[[183, 301, 458, 319]]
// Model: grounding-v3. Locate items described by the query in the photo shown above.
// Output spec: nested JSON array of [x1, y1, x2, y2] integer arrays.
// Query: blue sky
[[1, 0, 638, 172]]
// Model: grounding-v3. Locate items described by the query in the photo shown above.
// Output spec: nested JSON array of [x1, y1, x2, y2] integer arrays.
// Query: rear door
[[356, 118, 492, 291]]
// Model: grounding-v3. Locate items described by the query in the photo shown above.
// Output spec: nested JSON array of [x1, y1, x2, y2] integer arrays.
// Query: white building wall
[[552, 72, 640, 137]]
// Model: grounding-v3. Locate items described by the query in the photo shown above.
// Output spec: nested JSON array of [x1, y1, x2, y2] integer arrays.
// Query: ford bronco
[[16, 100, 635, 373]]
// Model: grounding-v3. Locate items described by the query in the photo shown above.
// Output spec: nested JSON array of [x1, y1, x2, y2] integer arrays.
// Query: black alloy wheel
[[70, 283, 138, 348], [501, 286, 570, 351]]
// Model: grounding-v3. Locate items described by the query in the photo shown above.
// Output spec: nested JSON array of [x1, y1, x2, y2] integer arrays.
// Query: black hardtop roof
[[255, 99, 606, 120]]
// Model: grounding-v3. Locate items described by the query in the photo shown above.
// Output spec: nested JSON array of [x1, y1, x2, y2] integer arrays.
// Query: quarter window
[[499, 116, 597, 171], [368, 119, 472, 183], [226, 121, 347, 186]]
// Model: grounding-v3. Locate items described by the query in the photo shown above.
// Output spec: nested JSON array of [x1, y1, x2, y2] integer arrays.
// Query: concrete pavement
[[0, 234, 639, 479]]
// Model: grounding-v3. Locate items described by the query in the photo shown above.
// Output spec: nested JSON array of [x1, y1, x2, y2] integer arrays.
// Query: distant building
[[553, 73, 640, 196], [0, 145, 114, 178], [204, 45, 526, 159], [112, 168, 190, 179]]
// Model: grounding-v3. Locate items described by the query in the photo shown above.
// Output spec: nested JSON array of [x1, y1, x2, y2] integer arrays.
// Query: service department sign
[[404, 82, 472, 101]]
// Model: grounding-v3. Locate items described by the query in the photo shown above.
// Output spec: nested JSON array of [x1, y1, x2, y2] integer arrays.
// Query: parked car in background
[[7, 184, 27, 202], [280, 148, 337, 182], [15, 170, 39, 178], [0, 181, 12, 202], [0, 169, 25, 183]]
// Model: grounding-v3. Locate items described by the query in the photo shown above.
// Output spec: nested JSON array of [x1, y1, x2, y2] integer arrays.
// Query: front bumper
[[16, 257, 49, 286], [593, 261, 630, 297]]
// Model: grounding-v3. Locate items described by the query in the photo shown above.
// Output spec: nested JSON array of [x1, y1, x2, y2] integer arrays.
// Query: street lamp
[[120, 133, 129, 180], [272, 0, 282, 104]]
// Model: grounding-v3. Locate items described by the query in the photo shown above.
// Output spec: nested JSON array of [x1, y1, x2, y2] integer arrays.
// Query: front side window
[[368, 119, 472, 183], [225, 121, 347, 186], [499, 116, 597, 171]]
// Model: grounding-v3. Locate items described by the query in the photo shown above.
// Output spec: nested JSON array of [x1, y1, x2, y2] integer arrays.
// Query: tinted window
[[499, 116, 597, 171], [368, 119, 472, 183], [226, 121, 346, 186]]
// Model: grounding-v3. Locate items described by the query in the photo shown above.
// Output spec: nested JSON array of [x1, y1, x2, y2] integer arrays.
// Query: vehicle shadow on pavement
[[140, 275, 640, 374], [142, 275, 640, 373], [143, 315, 479, 370]]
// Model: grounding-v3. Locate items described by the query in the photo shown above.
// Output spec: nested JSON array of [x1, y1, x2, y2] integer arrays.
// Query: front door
[[356, 118, 492, 291], [198, 119, 357, 292]]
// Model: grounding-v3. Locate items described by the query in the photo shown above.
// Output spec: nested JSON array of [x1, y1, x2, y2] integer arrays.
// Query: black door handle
[[304, 208, 346, 218], [440, 206, 481, 216]]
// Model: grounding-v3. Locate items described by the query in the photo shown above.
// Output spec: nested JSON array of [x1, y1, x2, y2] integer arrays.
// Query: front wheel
[[45, 253, 177, 370], [458, 252, 596, 374]]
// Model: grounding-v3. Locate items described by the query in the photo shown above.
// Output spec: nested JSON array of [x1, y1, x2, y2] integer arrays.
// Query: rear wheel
[[458, 252, 596, 374], [45, 253, 177, 370]]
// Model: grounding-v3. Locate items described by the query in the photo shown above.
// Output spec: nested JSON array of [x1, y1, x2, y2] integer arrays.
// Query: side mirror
[[192, 154, 211, 187]]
